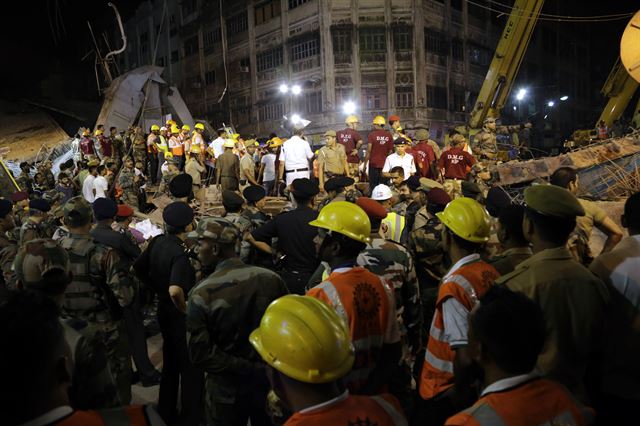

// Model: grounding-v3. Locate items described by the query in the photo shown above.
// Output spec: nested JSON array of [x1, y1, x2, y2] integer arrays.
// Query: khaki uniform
[[496, 246, 609, 398], [239, 153, 255, 188], [217, 151, 240, 191], [317, 144, 347, 179], [488, 246, 533, 276], [568, 198, 608, 265]]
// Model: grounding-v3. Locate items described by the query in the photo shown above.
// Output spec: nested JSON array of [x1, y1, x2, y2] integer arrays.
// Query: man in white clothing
[[278, 128, 314, 186], [82, 165, 98, 203], [382, 139, 416, 180], [92, 165, 109, 200]]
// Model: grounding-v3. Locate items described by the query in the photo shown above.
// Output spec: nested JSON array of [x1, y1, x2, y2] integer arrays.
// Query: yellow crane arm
[[597, 58, 639, 128], [469, 0, 545, 129]]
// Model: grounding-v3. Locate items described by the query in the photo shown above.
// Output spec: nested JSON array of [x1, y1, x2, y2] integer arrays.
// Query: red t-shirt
[[80, 138, 95, 155], [98, 136, 113, 157], [438, 147, 475, 179], [412, 142, 437, 178], [337, 128, 362, 163], [367, 129, 393, 168]]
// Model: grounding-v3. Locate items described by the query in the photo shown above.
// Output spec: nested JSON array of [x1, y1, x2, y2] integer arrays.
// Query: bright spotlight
[[544, 114, 548, 119], [291, 85, 302, 95], [560, 95, 569, 101], [343, 101, 356, 115], [513, 106, 517, 111], [279, 84, 289, 94], [516, 88, 527, 101], [291, 114, 301, 124], [547, 101, 555, 107]]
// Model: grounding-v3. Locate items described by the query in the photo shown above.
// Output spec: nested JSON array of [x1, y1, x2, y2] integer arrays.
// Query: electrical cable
[[216, 0, 229, 103], [465, 0, 634, 22], [484, 0, 634, 20]]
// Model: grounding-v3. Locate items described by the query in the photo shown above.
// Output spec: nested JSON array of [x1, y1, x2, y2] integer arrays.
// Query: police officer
[[58, 196, 134, 404], [248, 178, 319, 294], [242, 185, 272, 268], [13, 238, 120, 409], [0, 199, 18, 294], [186, 217, 288, 425], [133, 201, 203, 424], [496, 184, 609, 399], [168, 173, 193, 202]]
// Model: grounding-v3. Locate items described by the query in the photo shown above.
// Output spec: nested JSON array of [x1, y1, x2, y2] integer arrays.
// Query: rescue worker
[[17, 162, 34, 194], [10, 190, 30, 227], [79, 129, 97, 161], [495, 184, 609, 399], [366, 116, 394, 192], [241, 185, 273, 268], [383, 139, 417, 180], [13, 239, 120, 409], [278, 127, 314, 186], [589, 192, 640, 425], [0, 292, 164, 425], [550, 166, 623, 265], [147, 125, 160, 184], [221, 190, 252, 262], [59, 196, 135, 404], [597, 119, 609, 140], [0, 199, 18, 293], [216, 139, 240, 191], [417, 198, 500, 426], [97, 128, 113, 160], [389, 115, 402, 141], [316, 176, 355, 211], [191, 122, 206, 164], [307, 201, 402, 394], [131, 127, 148, 174], [411, 129, 439, 179], [118, 157, 139, 208], [372, 184, 405, 244], [240, 139, 259, 189], [168, 125, 184, 171], [439, 134, 476, 199], [180, 124, 191, 159], [133, 202, 203, 424], [337, 115, 364, 181], [473, 116, 498, 159], [156, 126, 169, 182], [250, 295, 408, 426], [317, 130, 349, 192], [488, 205, 532, 275], [445, 286, 595, 426], [110, 126, 125, 167], [248, 178, 319, 294], [186, 217, 288, 425], [19, 198, 54, 244], [185, 151, 206, 203]]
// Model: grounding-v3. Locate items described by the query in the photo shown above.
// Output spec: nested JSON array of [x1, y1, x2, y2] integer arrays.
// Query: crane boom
[[469, 0, 545, 129], [597, 57, 639, 127]]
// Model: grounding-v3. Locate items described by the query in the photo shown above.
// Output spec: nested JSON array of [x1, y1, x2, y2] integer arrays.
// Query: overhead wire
[[466, 0, 635, 22], [484, 0, 634, 19]]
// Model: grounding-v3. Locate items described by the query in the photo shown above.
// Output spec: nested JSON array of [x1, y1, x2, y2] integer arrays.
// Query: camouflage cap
[[63, 196, 94, 227], [187, 217, 240, 243], [13, 238, 70, 288]]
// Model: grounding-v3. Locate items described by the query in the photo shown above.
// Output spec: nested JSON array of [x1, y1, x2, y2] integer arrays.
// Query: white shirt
[[382, 152, 416, 179], [82, 174, 96, 203], [481, 372, 539, 396], [211, 137, 226, 159], [590, 235, 640, 308], [93, 175, 108, 199], [278, 135, 314, 171], [261, 153, 276, 182], [18, 406, 73, 426]]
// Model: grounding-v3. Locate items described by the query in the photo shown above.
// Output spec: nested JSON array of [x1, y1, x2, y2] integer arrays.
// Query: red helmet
[[389, 115, 400, 122]]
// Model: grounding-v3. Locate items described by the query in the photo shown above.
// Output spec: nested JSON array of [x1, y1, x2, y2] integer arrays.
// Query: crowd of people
[[0, 113, 639, 426]]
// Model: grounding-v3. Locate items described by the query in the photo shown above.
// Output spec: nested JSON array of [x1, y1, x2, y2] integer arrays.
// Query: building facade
[[118, 0, 592, 147]]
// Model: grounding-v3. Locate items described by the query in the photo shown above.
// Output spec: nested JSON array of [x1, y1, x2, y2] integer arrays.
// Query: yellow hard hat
[[95, 129, 104, 136], [166, 119, 177, 126], [164, 152, 173, 159], [82, 129, 91, 136], [249, 295, 355, 384], [436, 197, 491, 243], [309, 201, 371, 244], [269, 137, 283, 148], [245, 139, 259, 147], [150, 124, 160, 131], [170, 125, 180, 134], [195, 123, 205, 130], [345, 115, 359, 125], [181, 124, 191, 131], [223, 139, 236, 148], [372, 115, 386, 126]]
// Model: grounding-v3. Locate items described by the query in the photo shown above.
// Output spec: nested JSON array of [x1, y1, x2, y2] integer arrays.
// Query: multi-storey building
[[118, 0, 593, 147]]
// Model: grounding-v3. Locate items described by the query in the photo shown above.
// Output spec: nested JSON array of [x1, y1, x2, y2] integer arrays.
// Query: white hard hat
[[371, 184, 393, 201], [160, 126, 168, 131]]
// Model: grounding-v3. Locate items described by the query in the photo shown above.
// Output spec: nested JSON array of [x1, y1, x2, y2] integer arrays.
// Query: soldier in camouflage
[[118, 157, 139, 208], [16, 162, 34, 194], [241, 185, 273, 268], [473, 116, 498, 159], [19, 199, 55, 245], [186, 217, 288, 425], [0, 199, 17, 295], [13, 238, 121, 408], [10, 191, 30, 227], [58, 196, 134, 403], [132, 127, 148, 175], [221, 190, 253, 263], [316, 176, 356, 212]]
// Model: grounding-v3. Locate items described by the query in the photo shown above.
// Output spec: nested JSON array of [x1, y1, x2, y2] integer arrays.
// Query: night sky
[[1, 0, 638, 105]]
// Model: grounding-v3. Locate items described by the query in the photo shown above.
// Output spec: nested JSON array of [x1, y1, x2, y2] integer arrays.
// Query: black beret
[[222, 190, 244, 210], [243, 185, 266, 203], [461, 181, 482, 197], [0, 199, 12, 218], [291, 178, 319, 198], [169, 174, 193, 198], [325, 176, 354, 192], [61, 159, 75, 170], [29, 198, 51, 213], [486, 187, 512, 218], [92, 197, 118, 220], [163, 201, 194, 227], [405, 175, 421, 191]]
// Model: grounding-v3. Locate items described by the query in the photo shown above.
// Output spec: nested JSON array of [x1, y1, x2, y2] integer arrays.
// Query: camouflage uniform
[[12, 238, 120, 409], [241, 206, 273, 268], [0, 230, 18, 293], [59, 197, 134, 403], [224, 211, 253, 263], [408, 207, 446, 327], [19, 215, 56, 245], [16, 170, 33, 193], [186, 218, 288, 425], [112, 134, 126, 167], [118, 166, 139, 208], [473, 127, 497, 159], [161, 170, 178, 196], [13, 207, 29, 228], [132, 132, 148, 174]]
